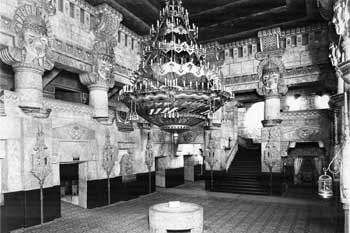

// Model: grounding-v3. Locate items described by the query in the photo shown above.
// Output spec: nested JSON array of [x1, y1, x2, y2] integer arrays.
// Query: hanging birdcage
[[318, 169, 333, 199]]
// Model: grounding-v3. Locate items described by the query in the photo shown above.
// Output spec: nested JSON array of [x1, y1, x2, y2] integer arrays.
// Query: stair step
[[210, 147, 269, 195], [214, 188, 268, 195]]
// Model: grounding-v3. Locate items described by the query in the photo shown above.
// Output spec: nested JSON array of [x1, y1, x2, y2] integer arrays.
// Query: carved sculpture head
[[257, 58, 287, 96], [11, 4, 54, 68], [262, 61, 280, 90], [96, 54, 113, 80], [21, 15, 49, 65]]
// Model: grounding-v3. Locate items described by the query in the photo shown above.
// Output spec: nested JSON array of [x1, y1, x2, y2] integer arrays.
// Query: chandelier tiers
[[120, 0, 231, 134]]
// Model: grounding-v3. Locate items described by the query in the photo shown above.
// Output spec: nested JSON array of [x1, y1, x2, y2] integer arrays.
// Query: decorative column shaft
[[264, 96, 281, 121], [80, 71, 113, 119], [13, 64, 45, 108]]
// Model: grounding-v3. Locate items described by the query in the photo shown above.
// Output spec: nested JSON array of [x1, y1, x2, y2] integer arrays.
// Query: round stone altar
[[149, 201, 203, 233]]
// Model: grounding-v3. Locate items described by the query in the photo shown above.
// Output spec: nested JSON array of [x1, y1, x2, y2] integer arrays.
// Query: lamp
[[120, 0, 230, 135]]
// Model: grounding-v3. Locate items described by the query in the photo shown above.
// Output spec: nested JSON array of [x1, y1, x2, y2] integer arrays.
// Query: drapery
[[294, 157, 303, 184], [313, 157, 323, 175]]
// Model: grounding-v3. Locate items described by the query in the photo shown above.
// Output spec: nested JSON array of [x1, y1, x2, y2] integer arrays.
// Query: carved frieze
[[43, 98, 94, 116], [52, 123, 95, 140], [283, 126, 324, 141]]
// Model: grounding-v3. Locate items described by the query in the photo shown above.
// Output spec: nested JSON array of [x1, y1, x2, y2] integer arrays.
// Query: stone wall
[[221, 24, 331, 93], [0, 0, 142, 76]]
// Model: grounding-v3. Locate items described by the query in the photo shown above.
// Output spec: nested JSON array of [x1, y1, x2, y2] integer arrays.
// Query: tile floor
[[13, 182, 343, 233]]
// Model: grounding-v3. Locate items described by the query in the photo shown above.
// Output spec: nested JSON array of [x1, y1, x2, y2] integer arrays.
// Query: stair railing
[[224, 140, 239, 171]]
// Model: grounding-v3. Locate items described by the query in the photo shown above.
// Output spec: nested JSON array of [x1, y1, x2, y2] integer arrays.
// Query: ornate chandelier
[[120, 0, 230, 135]]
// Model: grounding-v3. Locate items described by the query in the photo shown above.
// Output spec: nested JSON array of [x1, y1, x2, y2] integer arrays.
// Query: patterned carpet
[[14, 190, 342, 233]]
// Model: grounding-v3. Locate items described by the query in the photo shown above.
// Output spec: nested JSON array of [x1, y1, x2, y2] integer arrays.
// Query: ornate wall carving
[[52, 123, 96, 163], [52, 123, 95, 140], [0, 2, 55, 70], [120, 150, 134, 176]]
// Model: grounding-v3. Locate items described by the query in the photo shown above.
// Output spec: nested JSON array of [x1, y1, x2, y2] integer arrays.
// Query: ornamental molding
[[281, 109, 330, 120], [225, 64, 329, 87], [280, 23, 327, 37], [43, 98, 94, 116], [223, 38, 258, 49]]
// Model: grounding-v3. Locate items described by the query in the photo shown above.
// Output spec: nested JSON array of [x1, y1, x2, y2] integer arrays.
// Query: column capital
[[79, 55, 115, 90], [0, 3, 55, 71]]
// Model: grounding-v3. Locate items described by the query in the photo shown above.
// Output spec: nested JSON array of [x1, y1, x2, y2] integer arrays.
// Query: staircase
[[213, 146, 268, 195]]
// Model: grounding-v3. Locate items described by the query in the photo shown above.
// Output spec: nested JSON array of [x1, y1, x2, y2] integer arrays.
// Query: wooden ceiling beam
[[203, 6, 287, 29], [142, 0, 160, 16], [190, 0, 253, 18]]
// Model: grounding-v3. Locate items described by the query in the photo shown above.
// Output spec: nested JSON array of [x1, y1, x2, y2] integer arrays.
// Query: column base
[[19, 106, 51, 118], [262, 119, 282, 127]]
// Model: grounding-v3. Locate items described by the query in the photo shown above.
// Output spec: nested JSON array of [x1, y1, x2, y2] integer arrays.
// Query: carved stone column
[[0, 3, 55, 113], [80, 55, 114, 119], [255, 29, 287, 194], [331, 2, 350, 231], [79, 4, 122, 121]]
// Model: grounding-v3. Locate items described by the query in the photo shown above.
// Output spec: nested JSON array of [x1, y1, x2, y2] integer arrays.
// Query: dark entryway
[[59, 163, 79, 205]]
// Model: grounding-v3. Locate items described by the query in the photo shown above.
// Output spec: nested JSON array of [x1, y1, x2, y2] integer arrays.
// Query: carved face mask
[[262, 73, 279, 90], [23, 30, 48, 63], [97, 59, 112, 80]]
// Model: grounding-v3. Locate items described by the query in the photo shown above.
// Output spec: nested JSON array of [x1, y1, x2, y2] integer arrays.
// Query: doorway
[[60, 162, 79, 205]]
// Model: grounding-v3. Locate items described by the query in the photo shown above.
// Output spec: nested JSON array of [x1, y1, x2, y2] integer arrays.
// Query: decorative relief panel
[[120, 149, 134, 176], [282, 126, 324, 141], [44, 98, 94, 116], [261, 126, 281, 142], [56, 141, 93, 162], [52, 123, 95, 140]]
